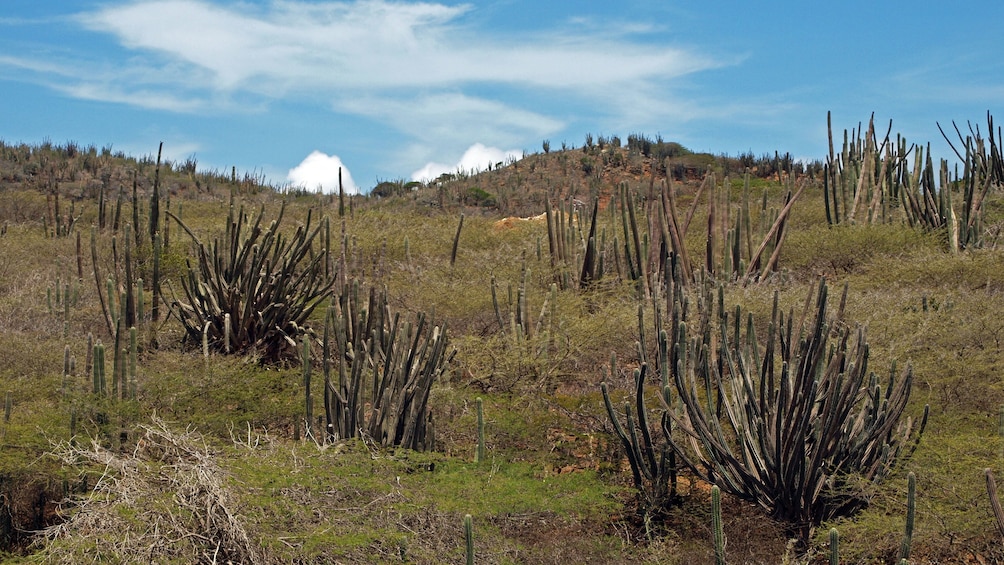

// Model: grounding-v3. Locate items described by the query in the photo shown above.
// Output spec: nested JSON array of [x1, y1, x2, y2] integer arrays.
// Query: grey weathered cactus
[[898, 472, 916, 561], [128, 326, 137, 400], [451, 213, 464, 267], [167, 201, 335, 363], [985, 468, 1004, 541], [302, 332, 313, 439], [322, 281, 454, 450]]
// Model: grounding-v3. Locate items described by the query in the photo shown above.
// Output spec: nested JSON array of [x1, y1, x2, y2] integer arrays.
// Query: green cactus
[[711, 485, 724, 565], [62, 345, 71, 398], [829, 527, 839, 565], [464, 514, 474, 565], [475, 397, 485, 463]]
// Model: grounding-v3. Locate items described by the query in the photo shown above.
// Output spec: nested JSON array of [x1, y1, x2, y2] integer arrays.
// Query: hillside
[[0, 127, 1002, 564]]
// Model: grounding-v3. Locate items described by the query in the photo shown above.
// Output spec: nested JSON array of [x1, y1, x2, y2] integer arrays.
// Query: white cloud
[[10, 1, 732, 181], [411, 143, 523, 183], [75, 1, 716, 93], [339, 93, 563, 147], [62, 0, 724, 139], [287, 151, 359, 194]]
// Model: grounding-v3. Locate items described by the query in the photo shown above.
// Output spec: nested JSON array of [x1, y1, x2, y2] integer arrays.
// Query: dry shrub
[[35, 419, 264, 564]]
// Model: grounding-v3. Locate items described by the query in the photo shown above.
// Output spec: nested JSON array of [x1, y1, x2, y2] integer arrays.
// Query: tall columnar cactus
[[302, 333, 313, 439], [475, 397, 486, 464], [464, 514, 474, 565], [899, 472, 917, 561], [128, 326, 137, 400], [93, 341, 105, 396], [711, 485, 725, 565], [91, 226, 114, 336], [62, 345, 71, 398], [450, 213, 464, 267], [829, 528, 840, 565], [985, 468, 1004, 541]]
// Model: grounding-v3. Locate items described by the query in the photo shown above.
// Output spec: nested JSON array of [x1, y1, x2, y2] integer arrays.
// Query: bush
[[464, 187, 496, 208]]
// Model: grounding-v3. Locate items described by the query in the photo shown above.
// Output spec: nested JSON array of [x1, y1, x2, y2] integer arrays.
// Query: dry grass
[[35, 419, 264, 564]]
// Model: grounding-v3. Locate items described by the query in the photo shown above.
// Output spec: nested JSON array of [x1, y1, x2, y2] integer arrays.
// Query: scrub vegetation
[[0, 116, 1002, 563]]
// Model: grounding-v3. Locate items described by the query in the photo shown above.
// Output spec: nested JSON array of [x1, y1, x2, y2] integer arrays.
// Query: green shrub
[[464, 187, 496, 208]]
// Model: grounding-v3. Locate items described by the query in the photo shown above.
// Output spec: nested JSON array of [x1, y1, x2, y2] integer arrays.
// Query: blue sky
[[1, 1, 1002, 194]]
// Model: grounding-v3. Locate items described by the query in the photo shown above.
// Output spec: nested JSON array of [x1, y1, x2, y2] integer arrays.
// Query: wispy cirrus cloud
[[75, 0, 717, 93], [2, 0, 731, 184]]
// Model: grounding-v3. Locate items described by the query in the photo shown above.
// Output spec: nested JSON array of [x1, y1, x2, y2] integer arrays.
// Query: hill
[[0, 124, 1002, 563]]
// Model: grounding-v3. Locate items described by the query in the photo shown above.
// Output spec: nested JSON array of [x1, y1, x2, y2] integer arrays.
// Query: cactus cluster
[[602, 272, 928, 546], [169, 201, 335, 363], [320, 280, 454, 450], [668, 279, 927, 543], [824, 112, 995, 251]]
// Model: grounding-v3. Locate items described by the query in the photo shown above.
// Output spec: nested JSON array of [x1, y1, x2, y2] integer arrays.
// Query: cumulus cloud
[[411, 143, 523, 183], [287, 151, 359, 194]]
